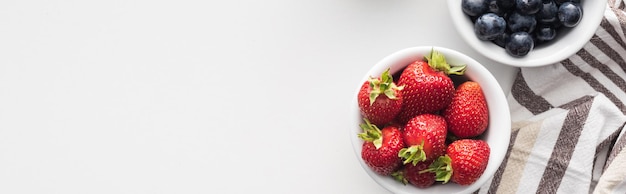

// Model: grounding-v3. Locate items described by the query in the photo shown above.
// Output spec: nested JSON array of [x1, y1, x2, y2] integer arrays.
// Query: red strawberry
[[425, 139, 490, 185], [398, 114, 447, 165], [392, 160, 436, 188], [358, 68, 404, 126], [396, 50, 466, 123], [359, 119, 405, 175], [443, 81, 489, 138]]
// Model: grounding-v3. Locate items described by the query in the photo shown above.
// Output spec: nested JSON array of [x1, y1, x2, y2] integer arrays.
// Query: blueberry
[[508, 12, 537, 33], [537, 1, 558, 24], [463, 0, 489, 17], [515, 0, 542, 14], [488, 0, 505, 15], [554, 0, 570, 5], [488, 0, 515, 15], [496, 0, 515, 10], [492, 32, 511, 48], [535, 25, 556, 42], [558, 2, 582, 27], [506, 32, 535, 57], [474, 13, 507, 40], [554, 0, 581, 5]]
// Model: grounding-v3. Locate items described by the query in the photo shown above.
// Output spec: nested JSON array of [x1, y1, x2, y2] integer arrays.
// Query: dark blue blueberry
[[515, 0, 542, 14], [492, 32, 511, 48], [543, 17, 563, 29], [554, 0, 580, 5], [463, 0, 489, 17], [488, 0, 505, 15], [474, 13, 507, 40], [558, 2, 582, 27], [535, 25, 556, 42], [488, 0, 515, 15], [496, 0, 516, 10], [554, 0, 570, 5], [508, 12, 537, 33], [506, 32, 535, 57], [536, 1, 558, 24]]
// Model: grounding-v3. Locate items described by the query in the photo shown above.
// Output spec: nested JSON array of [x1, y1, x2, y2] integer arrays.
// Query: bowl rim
[[350, 46, 511, 194], [446, 0, 608, 67]]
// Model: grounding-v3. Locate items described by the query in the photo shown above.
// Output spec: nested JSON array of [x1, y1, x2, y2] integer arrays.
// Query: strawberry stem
[[357, 119, 383, 149], [421, 155, 453, 184], [398, 141, 426, 165], [425, 48, 466, 76], [368, 68, 404, 105], [391, 171, 408, 185]]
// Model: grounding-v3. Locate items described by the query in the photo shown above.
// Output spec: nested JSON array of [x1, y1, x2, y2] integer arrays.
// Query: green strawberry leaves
[[398, 141, 427, 165], [420, 155, 453, 184], [357, 119, 383, 149], [391, 171, 409, 185], [425, 48, 467, 76], [368, 68, 404, 105]]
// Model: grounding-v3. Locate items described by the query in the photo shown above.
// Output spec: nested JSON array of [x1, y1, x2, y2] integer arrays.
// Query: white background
[[0, 0, 517, 193]]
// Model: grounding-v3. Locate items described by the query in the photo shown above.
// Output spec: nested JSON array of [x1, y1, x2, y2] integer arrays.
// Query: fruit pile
[[357, 49, 491, 188], [462, 0, 583, 57]]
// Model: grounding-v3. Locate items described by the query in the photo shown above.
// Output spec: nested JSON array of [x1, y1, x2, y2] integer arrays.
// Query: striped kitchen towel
[[477, 0, 626, 193]]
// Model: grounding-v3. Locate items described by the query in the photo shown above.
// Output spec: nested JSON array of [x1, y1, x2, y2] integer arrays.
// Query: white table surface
[[0, 0, 518, 193]]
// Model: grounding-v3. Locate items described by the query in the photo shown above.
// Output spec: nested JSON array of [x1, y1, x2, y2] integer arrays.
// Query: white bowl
[[447, 0, 607, 67], [350, 46, 511, 194]]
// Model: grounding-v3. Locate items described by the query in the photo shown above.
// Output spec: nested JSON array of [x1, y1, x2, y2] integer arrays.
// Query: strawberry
[[358, 68, 404, 126], [398, 114, 447, 165], [392, 160, 436, 188], [396, 49, 466, 123], [358, 119, 405, 175], [443, 81, 489, 138], [425, 139, 490, 185]]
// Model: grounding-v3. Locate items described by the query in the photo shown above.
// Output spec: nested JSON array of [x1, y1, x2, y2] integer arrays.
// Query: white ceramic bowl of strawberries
[[351, 46, 511, 194], [447, 0, 607, 67]]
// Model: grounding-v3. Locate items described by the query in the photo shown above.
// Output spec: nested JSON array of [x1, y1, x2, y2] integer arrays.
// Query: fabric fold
[[478, 94, 626, 194]]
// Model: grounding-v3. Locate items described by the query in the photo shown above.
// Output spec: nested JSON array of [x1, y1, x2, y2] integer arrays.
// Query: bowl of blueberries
[[447, 0, 607, 67]]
